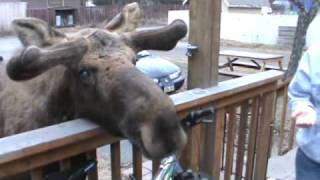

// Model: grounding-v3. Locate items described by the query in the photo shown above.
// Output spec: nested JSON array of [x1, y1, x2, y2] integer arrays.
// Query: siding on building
[[15, 0, 82, 9], [0, 0, 20, 1], [0, 2, 27, 33], [64, 0, 81, 8]]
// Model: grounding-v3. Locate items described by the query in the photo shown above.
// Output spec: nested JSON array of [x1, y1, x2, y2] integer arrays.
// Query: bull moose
[[0, 3, 187, 161]]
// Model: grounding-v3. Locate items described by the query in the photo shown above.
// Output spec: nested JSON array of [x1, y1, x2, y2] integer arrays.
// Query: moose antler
[[125, 20, 187, 52], [7, 38, 88, 81], [105, 2, 141, 32]]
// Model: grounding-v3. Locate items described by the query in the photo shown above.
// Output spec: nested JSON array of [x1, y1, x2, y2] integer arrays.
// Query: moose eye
[[79, 68, 91, 79], [78, 68, 95, 86]]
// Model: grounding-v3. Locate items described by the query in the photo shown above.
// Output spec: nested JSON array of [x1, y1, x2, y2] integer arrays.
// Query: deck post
[[180, 0, 222, 176]]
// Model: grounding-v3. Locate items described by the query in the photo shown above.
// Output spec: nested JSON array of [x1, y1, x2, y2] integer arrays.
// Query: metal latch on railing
[[186, 44, 198, 57], [181, 107, 215, 129]]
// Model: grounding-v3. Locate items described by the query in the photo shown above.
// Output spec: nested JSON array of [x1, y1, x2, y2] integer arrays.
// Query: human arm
[[288, 51, 317, 128]]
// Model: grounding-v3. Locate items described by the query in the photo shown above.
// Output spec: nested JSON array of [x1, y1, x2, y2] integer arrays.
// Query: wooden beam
[[188, 0, 221, 89], [31, 168, 43, 180], [111, 142, 121, 180], [254, 90, 277, 179], [86, 150, 98, 180], [0, 119, 120, 165], [235, 100, 249, 180], [59, 159, 71, 171], [172, 70, 283, 112], [224, 107, 237, 180], [152, 160, 160, 177], [0, 134, 114, 178], [245, 97, 260, 180], [132, 146, 143, 180], [201, 108, 225, 179]]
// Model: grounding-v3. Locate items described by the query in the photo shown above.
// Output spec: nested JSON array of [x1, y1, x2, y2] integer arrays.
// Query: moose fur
[[0, 3, 187, 160]]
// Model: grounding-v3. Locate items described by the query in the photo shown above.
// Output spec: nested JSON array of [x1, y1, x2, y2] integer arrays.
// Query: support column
[[180, 0, 222, 176]]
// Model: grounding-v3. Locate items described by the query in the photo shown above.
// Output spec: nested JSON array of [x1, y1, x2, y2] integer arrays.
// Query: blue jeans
[[296, 148, 320, 180]]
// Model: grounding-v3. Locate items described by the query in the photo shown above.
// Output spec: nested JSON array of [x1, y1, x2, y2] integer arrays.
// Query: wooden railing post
[[180, 125, 202, 170], [278, 84, 290, 155], [59, 159, 71, 171], [183, 0, 222, 171], [200, 108, 225, 179], [224, 107, 237, 180], [86, 150, 98, 180], [132, 146, 143, 180], [254, 89, 277, 180], [31, 168, 43, 180], [111, 142, 121, 180], [235, 100, 249, 180], [245, 97, 260, 180], [152, 160, 160, 177]]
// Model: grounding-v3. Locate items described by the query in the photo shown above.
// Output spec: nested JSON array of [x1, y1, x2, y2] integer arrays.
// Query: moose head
[[6, 4, 187, 160]]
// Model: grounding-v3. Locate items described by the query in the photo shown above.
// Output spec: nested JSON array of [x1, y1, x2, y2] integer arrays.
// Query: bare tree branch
[[284, 0, 320, 79]]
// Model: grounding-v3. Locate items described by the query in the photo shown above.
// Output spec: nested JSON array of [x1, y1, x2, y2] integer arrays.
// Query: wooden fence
[[26, 4, 189, 27], [0, 70, 294, 180], [27, 8, 55, 26], [0, 2, 27, 34]]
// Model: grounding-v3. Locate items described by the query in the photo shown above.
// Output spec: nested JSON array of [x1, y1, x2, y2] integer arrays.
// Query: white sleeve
[[288, 51, 315, 112]]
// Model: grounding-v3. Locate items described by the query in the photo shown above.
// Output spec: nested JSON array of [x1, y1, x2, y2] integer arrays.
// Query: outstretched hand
[[291, 105, 317, 128]]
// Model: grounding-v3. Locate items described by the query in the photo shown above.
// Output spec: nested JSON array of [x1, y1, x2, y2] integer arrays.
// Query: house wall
[[0, 0, 21, 1], [64, 0, 81, 8], [0, 2, 27, 33], [222, 0, 262, 14], [19, 0, 82, 9], [168, 10, 298, 45], [228, 8, 261, 14], [22, 0, 47, 8]]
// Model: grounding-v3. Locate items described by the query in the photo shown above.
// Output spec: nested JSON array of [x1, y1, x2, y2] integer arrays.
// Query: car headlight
[[153, 78, 159, 83], [169, 70, 181, 80]]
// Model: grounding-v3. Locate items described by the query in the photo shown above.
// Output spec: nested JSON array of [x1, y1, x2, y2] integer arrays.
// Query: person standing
[[288, 43, 320, 180]]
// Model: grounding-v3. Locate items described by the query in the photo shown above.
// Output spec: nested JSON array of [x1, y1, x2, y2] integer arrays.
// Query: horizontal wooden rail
[[0, 120, 121, 178], [173, 70, 283, 112], [0, 70, 288, 179]]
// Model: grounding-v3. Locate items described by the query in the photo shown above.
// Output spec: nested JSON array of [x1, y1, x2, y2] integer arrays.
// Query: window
[[55, 9, 76, 27]]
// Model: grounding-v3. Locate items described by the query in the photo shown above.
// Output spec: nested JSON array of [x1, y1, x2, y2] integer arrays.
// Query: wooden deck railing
[[0, 70, 294, 180]]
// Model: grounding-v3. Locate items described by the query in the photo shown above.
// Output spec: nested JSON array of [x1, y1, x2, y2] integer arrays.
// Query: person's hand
[[291, 105, 317, 128]]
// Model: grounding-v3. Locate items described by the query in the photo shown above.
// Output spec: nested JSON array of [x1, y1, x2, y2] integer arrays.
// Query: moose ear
[[124, 20, 187, 52], [12, 18, 66, 47], [105, 2, 141, 32]]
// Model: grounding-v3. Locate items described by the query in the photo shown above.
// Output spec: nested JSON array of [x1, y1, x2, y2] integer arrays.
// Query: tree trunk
[[284, 13, 309, 79], [284, 3, 319, 79]]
